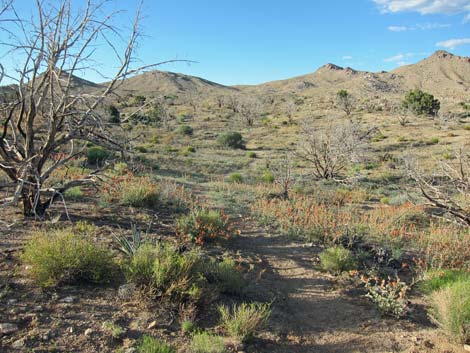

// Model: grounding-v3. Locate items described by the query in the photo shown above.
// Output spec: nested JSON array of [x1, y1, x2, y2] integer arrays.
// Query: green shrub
[[22, 228, 116, 287], [114, 162, 128, 175], [102, 321, 126, 339], [178, 125, 194, 136], [371, 132, 387, 142], [125, 243, 201, 299], [319, 246, 355, 275], [430, 280, 470, 343], [260, 170, 275, 184], [64, 186, 84, 200], [181, 320, 197, 334], [86, 146, 110, 165], [201, 258, 246, 295], [106, 104, 121, 124], [218, 302, 271, 342], [246, 151, 257, 158], [137, 335, 175, 353], [426, 137, 440, 145], [402, 89, 440, 116], [217, 132, 245, 149], [135, 145, 148, 153], [189, 332, 226, 353], [177, 208, 232, 245], [227, 173, 243, 184], [118, 177, 160, 209], [420, 269, 470, 294]]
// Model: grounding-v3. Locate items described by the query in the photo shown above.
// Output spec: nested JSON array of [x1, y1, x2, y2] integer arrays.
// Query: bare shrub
[[269, 153, 296, 199], [237, 97, 263, 127], [297, 119, 365, 179], [0, 1, 174, 217], [406, 147, 470, 226], [283, 99, 297, 124]]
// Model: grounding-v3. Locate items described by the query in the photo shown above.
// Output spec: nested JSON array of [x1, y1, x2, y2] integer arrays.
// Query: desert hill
[[112, 70, 238, 96], [1, 51, 468, 107], [236, 50, 470, 106]]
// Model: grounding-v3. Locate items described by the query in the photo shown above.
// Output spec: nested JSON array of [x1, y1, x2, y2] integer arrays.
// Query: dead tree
[[0, 1, 172, 217], [283, 99, 297, 124], [270, 153, 296, 200], [297, 119, 362, 179], [237, 97, 262, 127], [407, 149, 470, 226], [185, 92, 201, 113]]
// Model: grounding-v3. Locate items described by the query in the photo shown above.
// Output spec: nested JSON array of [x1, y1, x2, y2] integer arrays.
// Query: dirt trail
[[230, 219, 464, 353]]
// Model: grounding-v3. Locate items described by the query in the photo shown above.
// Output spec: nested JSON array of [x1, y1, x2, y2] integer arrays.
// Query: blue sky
[[2, 0, 470, 85]]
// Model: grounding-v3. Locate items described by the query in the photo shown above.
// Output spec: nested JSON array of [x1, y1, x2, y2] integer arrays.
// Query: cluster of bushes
[[136, 301, 270, 352], [101, 175, 192, 212], [256, 183, 470, 339], [21, 222, 272, 351]]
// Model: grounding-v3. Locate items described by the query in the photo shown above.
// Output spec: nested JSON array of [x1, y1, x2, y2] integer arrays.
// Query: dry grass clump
[[218, 302, 271, 342], [124, 242, 202, 300], [189, 332, 226, 353], [430, 280, 470, 343], [22, 227, 116, 287], [102, 174, 192, 211]]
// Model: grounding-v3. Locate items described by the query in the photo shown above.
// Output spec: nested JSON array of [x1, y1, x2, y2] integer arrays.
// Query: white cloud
[[384, 54, 405, 62], [436, 38, 470, 49], [384, 52, 420, 62], [388, 25, 408, 31], [342, 55, 353, 60], [387, 23, 450, 32], [416, 23, 451, 30], [374, 0, 470, 15]]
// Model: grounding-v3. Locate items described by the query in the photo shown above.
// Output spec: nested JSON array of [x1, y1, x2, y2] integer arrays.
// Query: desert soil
[[0, 206, 467, 353]]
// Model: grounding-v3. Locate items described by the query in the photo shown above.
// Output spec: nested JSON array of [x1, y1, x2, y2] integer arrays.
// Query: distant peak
[[344, 67, 358, 74], [322, 63, 343, 71], [431, 50, 454, 59]]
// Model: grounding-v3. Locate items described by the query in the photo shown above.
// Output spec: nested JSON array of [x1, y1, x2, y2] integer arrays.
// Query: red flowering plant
[[361, 274, 409, 319], [176, 207, 236, 245]]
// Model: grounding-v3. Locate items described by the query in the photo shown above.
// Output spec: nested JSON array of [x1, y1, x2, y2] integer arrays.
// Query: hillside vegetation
[[2, 49, 470, 353]]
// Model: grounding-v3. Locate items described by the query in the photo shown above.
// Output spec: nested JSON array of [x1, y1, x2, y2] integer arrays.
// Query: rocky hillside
[[238, 51, 470, 105]]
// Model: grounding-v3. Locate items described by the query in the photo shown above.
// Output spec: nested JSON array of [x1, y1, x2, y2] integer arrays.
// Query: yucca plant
[[113, 224, 144, 258]]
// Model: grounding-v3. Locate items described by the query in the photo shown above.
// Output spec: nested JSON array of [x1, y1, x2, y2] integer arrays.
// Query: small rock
[[12, 338, 25, 348], [147, 321, 157, 330], [118, 284, 136, 300], [125, 348, 136, 353], [84, 328, 94, 336], [7, 299, 18, 305], [464, 344, 470, 352], [33, 305, 43, 312], [0, 323, 19, 335], [60, 296, 76, 303], [424, 340, 434, 349], [68, 326, 74, 333]]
